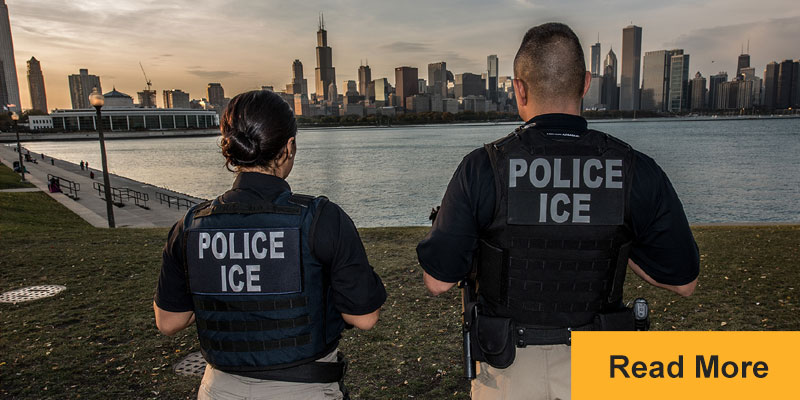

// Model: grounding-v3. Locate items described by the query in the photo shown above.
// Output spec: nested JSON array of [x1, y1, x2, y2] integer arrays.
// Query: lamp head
[[89, 87, 105, 108]]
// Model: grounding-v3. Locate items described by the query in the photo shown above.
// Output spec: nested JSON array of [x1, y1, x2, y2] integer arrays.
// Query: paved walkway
[[0, 144, 206, 228], [0, 187, 41, 192]]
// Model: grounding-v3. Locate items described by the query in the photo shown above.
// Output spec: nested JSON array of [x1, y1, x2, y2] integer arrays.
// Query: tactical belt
[[229, 352, 348, 384], [515, 308, 636, 347]]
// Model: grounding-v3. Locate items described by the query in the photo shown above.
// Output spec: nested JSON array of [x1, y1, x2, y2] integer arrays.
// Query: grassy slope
[[0, 163, 35, 189], [1, 192, 798, 399]]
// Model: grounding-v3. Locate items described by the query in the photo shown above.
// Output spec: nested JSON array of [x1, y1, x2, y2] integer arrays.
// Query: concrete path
[[0, 187, 41, 192], [0, 144, 206, 228]]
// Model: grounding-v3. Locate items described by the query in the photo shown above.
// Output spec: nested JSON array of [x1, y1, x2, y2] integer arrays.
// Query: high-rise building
[[620, 25, 642, 110], [455, 73, 484, 99], [668, 53, 690, 112], [373, 78, 390, 104], [737, 52, 750, 76], [602, 48, 619, 110], [428, 62, 447, 99], [163, 89, 190, 109], [27, 57, 47, 112], [584, 75, 604, 110], [640, 50, 672, 111], [590, 41, 601, 76], [487, 55, 499, 103], [207, 83, 225, 106], [286, 59, 307, 97], [344, 80, 359, 104], [776, 59, 794, 109], [314, 14, 336, 101], [689, 72, 706, 110], [395, 66, 418, 110], [68, 69, 101, 109], [0, 0, 19, 111], [358, 63, 371, 98], [762, 62, 779, 110], [793, 61, 800, 108], [137, 90, 157, 108], [708, 72, 728, 111]]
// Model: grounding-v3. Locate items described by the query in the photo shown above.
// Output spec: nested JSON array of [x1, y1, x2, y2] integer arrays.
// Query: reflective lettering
[[246, 265, 261, 291], [212, 232, 227, 259], [572, 158, 581, 188], [270, 231, 284, 259], [539, 193, 548, 223], [228, 232, 242, 259], [530, 159, 551, 188], [251, 232, 267, 259], [584, 159, 603, 188], [199, 232, 211, 259], [553, 158, 570, 188], [550, 193, 570, 223], [573, 193, 591, 223], [220, 265, 227, 291], [228, 265, 244, 292], [509, 159, 527, 188], [243, 232, 250, 259], [606, 159, 623, 189]]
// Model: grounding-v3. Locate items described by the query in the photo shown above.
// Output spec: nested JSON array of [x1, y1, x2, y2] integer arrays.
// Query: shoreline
[[1, 114, 798, 143]]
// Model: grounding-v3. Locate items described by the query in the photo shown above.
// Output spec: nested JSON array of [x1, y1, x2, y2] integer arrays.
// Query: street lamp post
[[89, 88, 115, 228], [10, 112, 24, 182]]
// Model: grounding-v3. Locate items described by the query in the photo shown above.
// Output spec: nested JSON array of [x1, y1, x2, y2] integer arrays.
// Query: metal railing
[[46, 174, 80, 199], [92, 182, 149, 209], [155, 191, 198, 210]]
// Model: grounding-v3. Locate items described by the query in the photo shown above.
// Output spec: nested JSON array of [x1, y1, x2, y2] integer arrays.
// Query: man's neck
[[519, 103, 581, 121]]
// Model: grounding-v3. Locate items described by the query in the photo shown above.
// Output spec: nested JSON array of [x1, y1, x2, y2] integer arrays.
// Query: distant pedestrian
[[80, 160, 84, 170], [90, 171, 95, 179], [41, 153, 44, 159], [85, 161, 89, 169], [51, 158, 54, 165]]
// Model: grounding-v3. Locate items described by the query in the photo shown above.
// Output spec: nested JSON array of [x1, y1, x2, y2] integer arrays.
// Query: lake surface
[[22, 118, 800, 227]]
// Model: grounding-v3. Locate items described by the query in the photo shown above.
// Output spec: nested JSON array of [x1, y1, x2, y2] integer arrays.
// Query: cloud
[[186, 68, 240, 79], [379, 42, 431, 53]]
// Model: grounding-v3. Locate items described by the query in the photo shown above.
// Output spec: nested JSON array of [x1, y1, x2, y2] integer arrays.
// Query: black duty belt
[[515, 307, 637, 346], [228, 352, 348, 384]]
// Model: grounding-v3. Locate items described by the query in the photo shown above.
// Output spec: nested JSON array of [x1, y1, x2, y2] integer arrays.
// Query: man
[[417, 23, 699, 400]]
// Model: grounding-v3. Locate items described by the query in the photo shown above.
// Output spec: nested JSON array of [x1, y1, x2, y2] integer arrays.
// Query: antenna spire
[[747, 39, 750, 53]]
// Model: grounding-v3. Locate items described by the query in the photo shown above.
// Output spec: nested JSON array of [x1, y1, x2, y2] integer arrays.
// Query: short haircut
[[513, 23, 586, 101]]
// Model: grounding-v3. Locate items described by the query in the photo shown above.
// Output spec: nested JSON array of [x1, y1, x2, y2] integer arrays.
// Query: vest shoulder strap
[[288, 193, 317, 207], [193, 202, 301, 218]]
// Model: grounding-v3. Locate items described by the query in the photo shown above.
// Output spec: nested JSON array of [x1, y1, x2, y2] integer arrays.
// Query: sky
[[7, 0, 800, 110]]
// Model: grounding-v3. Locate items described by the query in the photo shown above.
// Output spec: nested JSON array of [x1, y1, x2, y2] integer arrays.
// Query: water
[[22, 118, 800, 227]]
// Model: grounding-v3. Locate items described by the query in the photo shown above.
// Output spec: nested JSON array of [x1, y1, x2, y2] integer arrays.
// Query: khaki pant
[[472, 345, 571, 400], [198, 350, 344, 400]]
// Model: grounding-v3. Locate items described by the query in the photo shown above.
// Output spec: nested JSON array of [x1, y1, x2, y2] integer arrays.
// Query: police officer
[[154, 90, 387, 399], [417, 23, 699, 400]]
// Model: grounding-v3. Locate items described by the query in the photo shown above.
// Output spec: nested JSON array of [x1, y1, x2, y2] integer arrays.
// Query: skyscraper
[[287, 59, 307, 96], [68, 69, 101, 109], [708, 72, 728, 111], [207, 83, 225, 106], [590, 41, 601, 76], [314, 14, 336, 101], [793, 61, 800, 108], [640, 50, 672, 111], [620, 25, 642, 111], [762, 62, 779, 110], [358, 63, 371, 98], [454, 73, 484, 98], [27, 57, 47, 112], [737, 52, 750, 76], [776, 59, 794, 109], [0, 0, 19, 111], [138, 90, 157, 108], [428, 62, 447, 99], [487, 55, 499, 103], [602, 48, 619, 110], [690, 72, 706, 110], [395, 66, 418, 110], [668, 53, 690, 112], [163, 89, 190, 109]]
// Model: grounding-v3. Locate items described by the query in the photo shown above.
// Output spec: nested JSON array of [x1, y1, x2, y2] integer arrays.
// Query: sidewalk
[[0, 144, 206, 228]]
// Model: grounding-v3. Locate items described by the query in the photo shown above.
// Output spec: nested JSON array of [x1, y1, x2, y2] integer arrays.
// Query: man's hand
[[423, 271, 457, 296]]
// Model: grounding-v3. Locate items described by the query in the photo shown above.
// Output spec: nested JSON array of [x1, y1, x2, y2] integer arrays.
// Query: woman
[[153, 90, 387, 399]]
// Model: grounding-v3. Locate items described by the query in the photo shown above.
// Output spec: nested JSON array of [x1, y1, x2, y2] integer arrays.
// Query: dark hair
[[513, 22, 586, 101], [219, 90, 297, 171]]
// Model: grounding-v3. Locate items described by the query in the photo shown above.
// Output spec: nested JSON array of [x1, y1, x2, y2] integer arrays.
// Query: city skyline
[[5, 0, 800, 110]]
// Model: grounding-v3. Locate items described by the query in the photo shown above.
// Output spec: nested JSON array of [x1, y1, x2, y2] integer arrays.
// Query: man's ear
[[582, 71, 592, 98], [513, 79, 528, 107]]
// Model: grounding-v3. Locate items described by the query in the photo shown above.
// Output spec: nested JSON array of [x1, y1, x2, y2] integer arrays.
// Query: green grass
[[1, 192, 798, 399], [0, 163, 35, 189]]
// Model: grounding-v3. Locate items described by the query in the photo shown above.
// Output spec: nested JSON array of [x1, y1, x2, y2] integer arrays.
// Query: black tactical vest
[[479, 124, 636, 328]]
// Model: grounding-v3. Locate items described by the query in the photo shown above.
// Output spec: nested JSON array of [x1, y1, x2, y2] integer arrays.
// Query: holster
[[468, 304, 516, 369]]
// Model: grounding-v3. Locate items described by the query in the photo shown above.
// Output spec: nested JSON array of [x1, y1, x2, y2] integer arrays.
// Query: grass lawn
[[0, 163, 35, 189], [1, 192, 798, 399]]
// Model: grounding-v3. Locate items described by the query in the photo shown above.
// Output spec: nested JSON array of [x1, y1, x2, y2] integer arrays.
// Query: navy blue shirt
[[155, 172, 387, 315], [417, 114, 699, 286]]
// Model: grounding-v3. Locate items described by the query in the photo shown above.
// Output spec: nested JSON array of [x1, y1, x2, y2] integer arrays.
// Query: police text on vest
[[197, 231, 285, 293]]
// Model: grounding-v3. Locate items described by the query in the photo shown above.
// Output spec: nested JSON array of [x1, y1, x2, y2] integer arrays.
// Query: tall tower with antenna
[[315, 13, 336, 102], [737, 41, 750, 77]]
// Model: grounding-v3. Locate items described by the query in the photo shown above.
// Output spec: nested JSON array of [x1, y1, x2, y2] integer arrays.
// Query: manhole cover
[[0, 285, 66, 303], [174, 351, 206, 376]]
